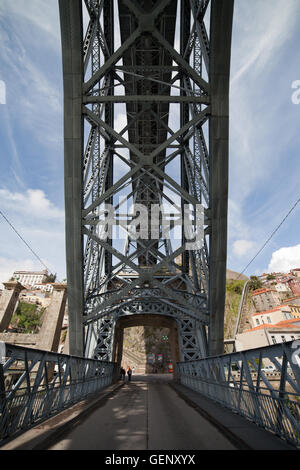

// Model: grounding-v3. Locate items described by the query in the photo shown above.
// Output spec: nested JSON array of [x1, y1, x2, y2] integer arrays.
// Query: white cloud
[[0, 256, 38, 288], [0, 188, 66, 283], [19, 60, 61, 116], [267, 244, 300, 273], [0, 2, 62, 158], [228, 199, 249, 242], [114, 111, 128, 137], [0, 0, 61, 47], [232, 239, 255, 258], [229, 0, 300, 197], [227, 0, 300, 277], [231, 0, 299, 85], [1, 107, 25, 186], [0, 188, 64, 219]]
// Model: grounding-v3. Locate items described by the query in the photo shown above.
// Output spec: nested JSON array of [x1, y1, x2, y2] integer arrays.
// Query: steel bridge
[[60, 0, 232, 363], [0, 0, 299, 450]]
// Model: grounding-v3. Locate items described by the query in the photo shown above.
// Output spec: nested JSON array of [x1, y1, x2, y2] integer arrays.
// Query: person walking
[[120, 366, 126, 381], [127, 366, 132, 382]]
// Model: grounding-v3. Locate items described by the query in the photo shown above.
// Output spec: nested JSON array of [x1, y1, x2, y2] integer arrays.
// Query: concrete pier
[[0, 281, 24, 332]]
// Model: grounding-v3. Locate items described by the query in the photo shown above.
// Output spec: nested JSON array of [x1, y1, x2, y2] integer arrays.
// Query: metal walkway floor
[[1, 375, 295, 451]]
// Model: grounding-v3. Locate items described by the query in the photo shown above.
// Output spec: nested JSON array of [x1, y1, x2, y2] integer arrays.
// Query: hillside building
[[251, 305, 293, 328], [235, 318, 300, 351], [33, 283, 54, 294], [274, 280, 291, 293], [290, 268, 300, 278], [251, 287, 282, 312], [287, 303, 300, 317], [12, 270, 48, 287], [288, 279, 300, 296]]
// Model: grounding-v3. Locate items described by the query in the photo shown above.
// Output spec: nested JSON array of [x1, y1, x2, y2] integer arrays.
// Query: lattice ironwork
[[0, 344, 116, 443], [177, 341, 300, 447], [59, 0, 233, 360]]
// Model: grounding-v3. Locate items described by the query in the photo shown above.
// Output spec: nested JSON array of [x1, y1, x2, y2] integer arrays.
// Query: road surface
[[49, 375, 236, 450]]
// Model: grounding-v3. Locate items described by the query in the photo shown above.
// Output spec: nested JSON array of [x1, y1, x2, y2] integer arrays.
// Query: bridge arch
[[89, 298, 208, 363], [111, 314, 180, 374]]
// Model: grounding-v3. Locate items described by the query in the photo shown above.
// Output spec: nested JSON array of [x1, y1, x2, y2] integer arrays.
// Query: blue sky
[[228, 0, 300, 276], [0, 0, 300, 286]]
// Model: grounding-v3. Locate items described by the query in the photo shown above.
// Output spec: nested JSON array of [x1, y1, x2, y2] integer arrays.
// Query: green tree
[[45, 273, 57, 283], [248, 276, 263, 291], [226, 280, 245, 295], [11, 302, 43, 333]]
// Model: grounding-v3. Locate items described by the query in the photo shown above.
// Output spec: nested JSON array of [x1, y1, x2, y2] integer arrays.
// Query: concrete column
[[0, 281, 24, 332], [38, 284, 67, 352], [63, 328, 70, 355], [112, 324, 124, 372]]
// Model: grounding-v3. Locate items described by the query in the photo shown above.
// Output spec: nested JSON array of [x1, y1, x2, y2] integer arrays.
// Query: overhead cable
[[0, 209, 52, 274], [235, 196, 300, 280]]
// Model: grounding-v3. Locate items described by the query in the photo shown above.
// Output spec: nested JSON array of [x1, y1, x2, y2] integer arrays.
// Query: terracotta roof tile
[[251, 288, 277, 296], [247, 318, 300, 332], [252, 305, 289, 316]]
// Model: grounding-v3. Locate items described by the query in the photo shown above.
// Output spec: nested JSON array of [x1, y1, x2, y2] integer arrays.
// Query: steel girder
[[59, 0, 233, 360]]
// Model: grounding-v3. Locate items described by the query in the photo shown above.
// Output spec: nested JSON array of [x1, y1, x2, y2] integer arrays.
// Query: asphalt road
[[48, 375, 236, 450]]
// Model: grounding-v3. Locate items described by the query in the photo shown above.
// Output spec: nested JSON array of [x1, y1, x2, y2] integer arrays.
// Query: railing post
[[0, 363, 7, 439], [256, 351, 262, 393], [24, 351, 31, 395], [276, 351, 287, 434], [43, 361, 51, 418], [237, 362, 243, 413], [23, 354, 45, 427]]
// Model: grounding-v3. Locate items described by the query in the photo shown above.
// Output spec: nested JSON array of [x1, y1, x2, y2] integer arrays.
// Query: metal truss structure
[[2, 0, 300, 449], [0, 344, 115, 443], [177, 341, 300, 447], [59, 0, 234, 361]]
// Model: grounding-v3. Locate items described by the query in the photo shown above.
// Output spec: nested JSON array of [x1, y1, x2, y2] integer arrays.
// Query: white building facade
[[251, 305, 292, 328], [274, 282, 291, 293], [251, 288, 282, 312], [13, 270, 48, 287], [235, 319, 300, 351]]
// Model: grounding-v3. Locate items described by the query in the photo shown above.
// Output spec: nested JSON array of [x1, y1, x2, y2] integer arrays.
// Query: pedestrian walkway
[[1, 374, 295, 451], [48, 376, 236, 450], [170, 382, 294, 450]]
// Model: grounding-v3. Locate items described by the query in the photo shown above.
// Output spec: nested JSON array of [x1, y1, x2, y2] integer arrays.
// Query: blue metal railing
[[177, 341, 300, 447], [1, 341, 300, 447], [0, 343, 116, 444]]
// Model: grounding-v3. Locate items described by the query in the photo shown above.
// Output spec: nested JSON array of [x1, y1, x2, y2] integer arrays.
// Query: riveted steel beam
[[59, 0, 233, 361]]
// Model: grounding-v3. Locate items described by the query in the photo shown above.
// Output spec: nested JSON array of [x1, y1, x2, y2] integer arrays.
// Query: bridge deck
[[48, 375, 235, 450], [1, 375, 293, 451]]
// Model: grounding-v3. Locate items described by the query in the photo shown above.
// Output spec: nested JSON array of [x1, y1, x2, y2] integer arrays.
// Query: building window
[[256, 319, 260, 325], [271, 336, 276, 344], [291, 336, 295, 341], [267, 316, 271, 323]]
